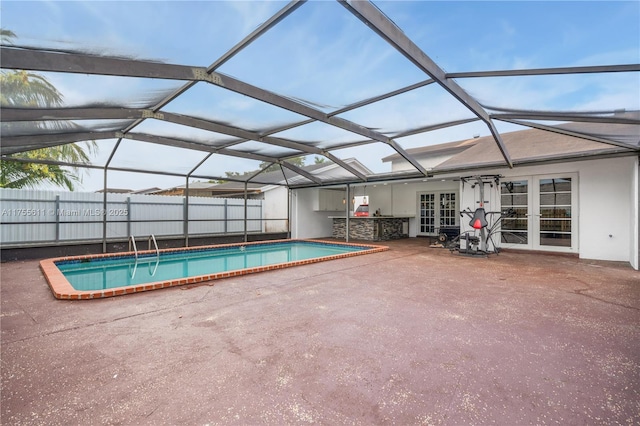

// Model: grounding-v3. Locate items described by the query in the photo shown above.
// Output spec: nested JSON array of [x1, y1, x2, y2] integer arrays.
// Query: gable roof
[[434, 127, 637, 173], [95, 187, 161, 194], [162, 159, 373, 195], [381, 138, 480, 163]]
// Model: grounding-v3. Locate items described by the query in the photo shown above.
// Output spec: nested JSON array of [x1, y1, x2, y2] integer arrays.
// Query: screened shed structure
[[1, 0, 639, 267]]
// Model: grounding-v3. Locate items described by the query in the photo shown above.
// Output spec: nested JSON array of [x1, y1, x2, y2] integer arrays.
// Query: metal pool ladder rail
[[147, 234, 159, 277], [128, 235, 160, 278], [148, 234, 159, 257], [128, 234, 159, 258], [128, 235, 138, 260]]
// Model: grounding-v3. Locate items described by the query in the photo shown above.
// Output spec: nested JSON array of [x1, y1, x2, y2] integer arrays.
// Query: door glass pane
[[502, 218, 528, 231], [539, 178, 571, 192], [540, 193, 571, 205], [540, 207, 572, 218], [439, 193, 456, 227], [420, 193, 435, 234], [540, 219, 571, 232], [539, 178, 572, 247], [502, 231, 528, 244], [501, 180, 528, 244], [540, 233, 571, 247], [502, 193, 528, 205]]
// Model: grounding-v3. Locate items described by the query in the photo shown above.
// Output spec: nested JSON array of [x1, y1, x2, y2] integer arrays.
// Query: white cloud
[[228, 1, 287, 36]]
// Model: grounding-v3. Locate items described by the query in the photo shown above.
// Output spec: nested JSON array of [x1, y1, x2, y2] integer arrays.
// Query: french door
[[500, 174, 577, 252], [418, 192, 457, 236]]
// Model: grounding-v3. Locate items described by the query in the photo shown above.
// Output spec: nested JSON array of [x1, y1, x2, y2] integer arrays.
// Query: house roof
[[208, 159, 373, 192], [435, 126, 638, 173], [95, 187, 162, 194], [132, 187, 162, 194], [154, 159, 371, 195], [157, 180, 262, 194], [174, 182, 221, 190], [381, 138, 480, 163], [380, 111, 639, 174], [95, 188, 133, 194]]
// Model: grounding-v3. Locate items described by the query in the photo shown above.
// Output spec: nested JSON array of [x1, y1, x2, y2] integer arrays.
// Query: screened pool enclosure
[[1, 0, 639, 249]]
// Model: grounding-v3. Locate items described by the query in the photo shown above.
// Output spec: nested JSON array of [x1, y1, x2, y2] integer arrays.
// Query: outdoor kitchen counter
[[328, 216, 412, 241]]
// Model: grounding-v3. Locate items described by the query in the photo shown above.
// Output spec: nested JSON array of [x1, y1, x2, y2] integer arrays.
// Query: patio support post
[[224, 199, 228, 234], [184, 178, 189, 247], [102, 139, 121, 253], [126, 197, 131, 238], [244, 181, 248, 243], [54, 195, 60, 242], [345, 184, 350, 242], [101, 168, 108, 252], [185, 152, 215, 247], [287, 188, 291, 239]]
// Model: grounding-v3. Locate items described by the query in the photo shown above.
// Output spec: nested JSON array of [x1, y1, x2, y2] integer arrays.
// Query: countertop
[[328, 215, 414, 219]]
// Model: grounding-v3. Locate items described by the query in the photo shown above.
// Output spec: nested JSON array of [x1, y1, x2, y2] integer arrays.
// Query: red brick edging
[[39, 239, 388, 300]]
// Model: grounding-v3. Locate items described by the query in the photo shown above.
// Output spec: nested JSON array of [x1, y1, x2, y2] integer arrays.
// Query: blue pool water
[[56, 241, 368, 291]]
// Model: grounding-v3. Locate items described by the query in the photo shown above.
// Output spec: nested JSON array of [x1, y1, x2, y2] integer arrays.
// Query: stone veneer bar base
[[332, 217, 410, 241]]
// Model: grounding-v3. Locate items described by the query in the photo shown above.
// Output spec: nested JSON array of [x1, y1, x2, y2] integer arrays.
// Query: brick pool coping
[[39, 239, 389, 300]]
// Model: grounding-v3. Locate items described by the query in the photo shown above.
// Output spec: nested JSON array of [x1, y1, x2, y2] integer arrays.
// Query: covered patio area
[[2, 239, 638, 424]]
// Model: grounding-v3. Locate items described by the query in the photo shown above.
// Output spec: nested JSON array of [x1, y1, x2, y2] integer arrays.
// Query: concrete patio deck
[[1, 239, 639, 425]]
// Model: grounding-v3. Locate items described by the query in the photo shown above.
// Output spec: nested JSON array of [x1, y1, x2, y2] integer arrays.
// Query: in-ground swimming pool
[[40, 239, 388, 299]]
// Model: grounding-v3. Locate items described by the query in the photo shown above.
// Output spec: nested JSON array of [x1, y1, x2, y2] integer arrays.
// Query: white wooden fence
[[0, 189, 272, 246]]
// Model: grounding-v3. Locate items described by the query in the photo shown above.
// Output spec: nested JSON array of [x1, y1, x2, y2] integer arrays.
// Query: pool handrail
[[148, 234, 159, 277], [128, 235, 138, 260], [148, 234, 159, 257]]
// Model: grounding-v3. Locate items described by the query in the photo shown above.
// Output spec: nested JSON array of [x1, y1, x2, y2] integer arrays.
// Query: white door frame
[[417, 191, 458, 236], [501, 173, 578, 253]]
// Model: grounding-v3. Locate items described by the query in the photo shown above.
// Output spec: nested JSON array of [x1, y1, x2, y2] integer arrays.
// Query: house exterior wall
[[291, 156, 638, 269], [383, 180, 458, 237], [263, 186, 290, 233], [389, 153, 455, 172], [456, 156, 638, 267], [291, 181, 459, 239], [291, 188, 349, 239], [577, 157, 635, 264]]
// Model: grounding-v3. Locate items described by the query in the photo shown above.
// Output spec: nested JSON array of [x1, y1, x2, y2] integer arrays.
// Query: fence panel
[[0, 189, 269, 246], [56, 192, 113, 241], [188, 197, 227, 235], [1, 189, 60, 244]]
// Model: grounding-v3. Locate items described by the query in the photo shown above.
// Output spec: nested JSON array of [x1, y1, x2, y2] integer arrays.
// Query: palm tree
[[259, 156, 306, 173], [0, 145, 95, 190], [0, 30, 96, 191], [1, 29, 16, 43]]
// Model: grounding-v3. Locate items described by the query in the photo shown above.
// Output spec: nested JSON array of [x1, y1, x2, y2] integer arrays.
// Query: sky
[[2, 0, 639, 192]]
